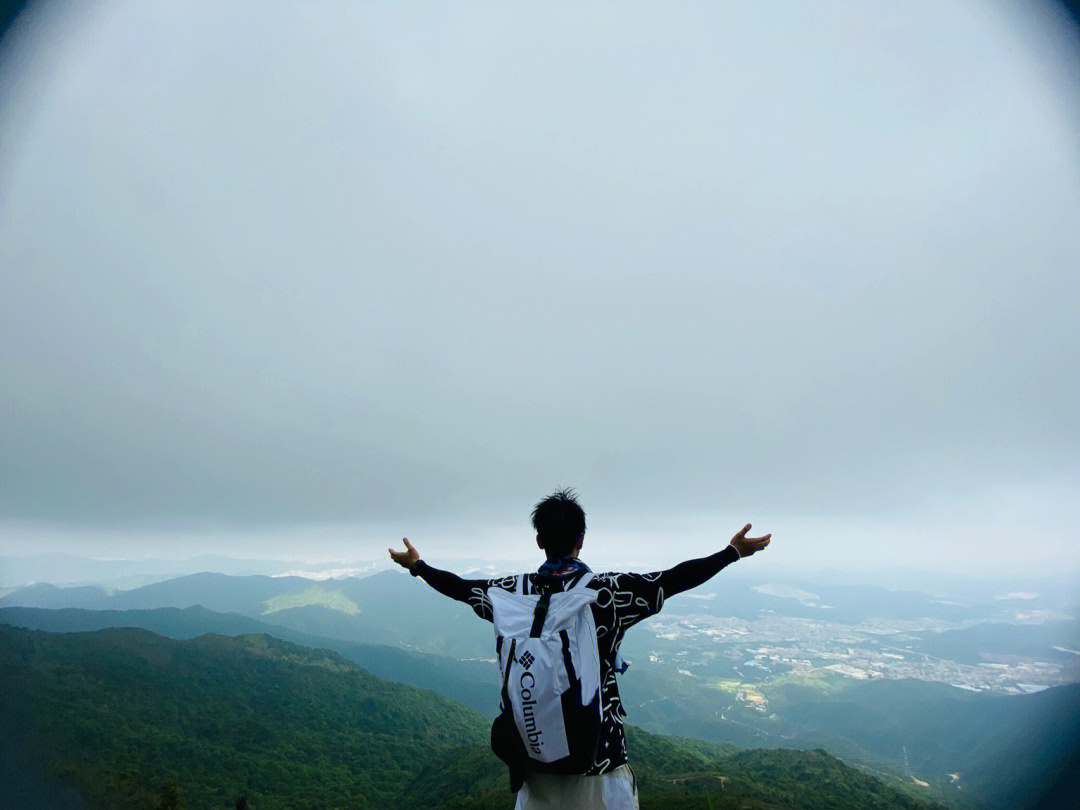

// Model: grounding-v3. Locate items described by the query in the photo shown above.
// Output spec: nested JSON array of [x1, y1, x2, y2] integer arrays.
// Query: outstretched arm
[[658, 523, 771, 598], [388, 538, 501, 620], [608, 524, 772, 631]]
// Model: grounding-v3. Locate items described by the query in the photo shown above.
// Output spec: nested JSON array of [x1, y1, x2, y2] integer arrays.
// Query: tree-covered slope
[[0, 605, 498, 715], [0, 624, 945, 810], [5, 605, 1076, 808], [0, 625, 485, 810], [764, 675, 1080, 807], [406, 728, 940, 810]]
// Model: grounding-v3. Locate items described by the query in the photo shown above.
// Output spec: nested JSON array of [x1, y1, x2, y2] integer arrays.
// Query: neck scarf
[[537, 556, 592, 577]]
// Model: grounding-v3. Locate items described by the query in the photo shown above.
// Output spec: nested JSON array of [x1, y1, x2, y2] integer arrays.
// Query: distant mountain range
[[0, 552, 372, 590], [5, 554, 1077, 603], [5, 559, 1077, 623], [3, 567, 1076, 698], [0, 570, 500, 658], [5, 566, 1077, 652], [0, 624, 945, 810]]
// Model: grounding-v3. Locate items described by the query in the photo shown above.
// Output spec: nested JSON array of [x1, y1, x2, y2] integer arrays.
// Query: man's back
[[388, 490, 771, 809], [408, 545, 742, 778]]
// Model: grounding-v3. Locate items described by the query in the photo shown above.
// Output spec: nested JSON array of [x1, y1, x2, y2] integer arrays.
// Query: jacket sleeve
[[409, 560, 515, 622], [603, 545, 740, 629], [656, 544, 740, 598]]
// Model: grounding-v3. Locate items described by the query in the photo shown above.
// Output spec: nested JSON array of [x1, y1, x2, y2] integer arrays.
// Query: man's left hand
[[729, 524, 771, 558]]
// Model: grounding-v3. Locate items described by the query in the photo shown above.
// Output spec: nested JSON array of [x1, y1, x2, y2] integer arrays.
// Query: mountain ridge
[[1, 623, 945, 810], [4, 600, 1077, 807]]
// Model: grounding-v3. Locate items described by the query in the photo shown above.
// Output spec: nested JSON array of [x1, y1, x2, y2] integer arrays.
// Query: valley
[[2, 559, 1077, 808]]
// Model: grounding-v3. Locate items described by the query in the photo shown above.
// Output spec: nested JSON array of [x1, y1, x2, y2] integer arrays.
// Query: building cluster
[[643, 613, 1074, 695]]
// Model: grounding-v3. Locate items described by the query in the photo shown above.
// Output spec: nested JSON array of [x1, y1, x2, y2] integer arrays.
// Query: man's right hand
[[729, 523, 771, 558], [389, 538, 421, 569]]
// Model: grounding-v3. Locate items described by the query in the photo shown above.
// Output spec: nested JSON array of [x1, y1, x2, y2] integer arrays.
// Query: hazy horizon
[[2, 2, 1079, 579], [4, 542, 1079, 594]]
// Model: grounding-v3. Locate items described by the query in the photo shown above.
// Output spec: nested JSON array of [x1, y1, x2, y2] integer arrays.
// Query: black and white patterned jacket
[[410, 544, 741, 777]]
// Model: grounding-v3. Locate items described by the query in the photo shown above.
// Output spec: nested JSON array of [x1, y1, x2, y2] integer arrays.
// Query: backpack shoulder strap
[[571, 571, 595, 590]]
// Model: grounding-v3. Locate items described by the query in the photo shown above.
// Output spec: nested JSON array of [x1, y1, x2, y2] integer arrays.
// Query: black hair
[[531, 487, 586, 558]]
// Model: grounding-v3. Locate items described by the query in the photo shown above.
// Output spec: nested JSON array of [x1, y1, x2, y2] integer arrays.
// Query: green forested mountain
[[0, 605, 277, 637], [0, 624, 944, 810], [0, 625, 485, 810], [4, 606, 1077, 808], [407, 727, 952, 810], [763, 676, 1080, 809], [620, 664, 1080, 807], [0, 606, 497, 715]]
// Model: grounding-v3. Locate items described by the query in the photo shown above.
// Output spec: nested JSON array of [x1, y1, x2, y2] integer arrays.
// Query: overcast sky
[[1, 1, 1078, 576]]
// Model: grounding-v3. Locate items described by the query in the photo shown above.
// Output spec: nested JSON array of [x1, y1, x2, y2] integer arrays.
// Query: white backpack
[[488, 572, 603, 772]]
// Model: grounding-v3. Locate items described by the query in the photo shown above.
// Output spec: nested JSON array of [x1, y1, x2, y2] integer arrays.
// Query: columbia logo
[[518, 651, 535, 670]]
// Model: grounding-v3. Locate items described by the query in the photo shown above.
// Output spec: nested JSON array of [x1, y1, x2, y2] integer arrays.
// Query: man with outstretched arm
[[389, 488, 771, 810]]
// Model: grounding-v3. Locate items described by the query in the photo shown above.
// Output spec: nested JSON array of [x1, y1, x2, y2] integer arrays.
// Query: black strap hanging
[[529, 591, 552, 637]]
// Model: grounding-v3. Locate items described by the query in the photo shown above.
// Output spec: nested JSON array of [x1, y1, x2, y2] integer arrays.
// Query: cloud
[[1, 2, 1077, 573]]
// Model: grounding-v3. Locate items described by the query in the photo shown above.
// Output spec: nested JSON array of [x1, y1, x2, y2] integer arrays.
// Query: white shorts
[[513, 764, 639, 810]]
